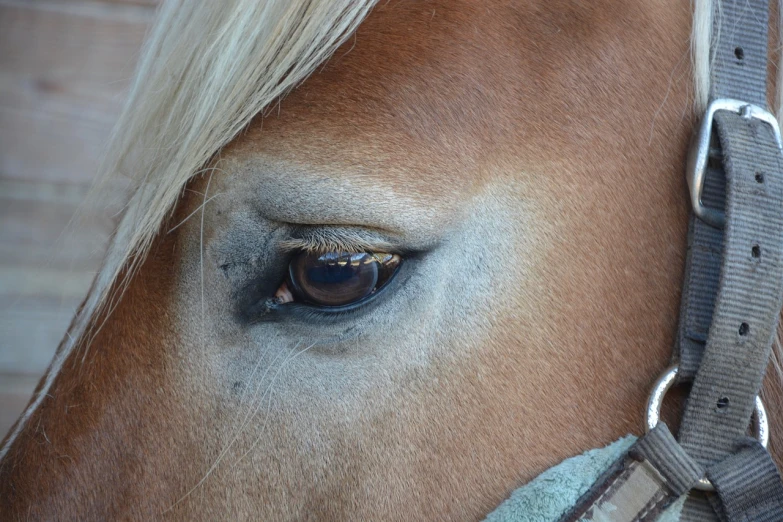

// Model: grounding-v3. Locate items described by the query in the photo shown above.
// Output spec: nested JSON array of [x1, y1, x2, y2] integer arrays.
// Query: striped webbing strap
[[562, 1, 783, 520]]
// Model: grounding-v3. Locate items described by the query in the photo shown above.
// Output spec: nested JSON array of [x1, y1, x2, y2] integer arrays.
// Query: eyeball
[[282, 251, 401, 307]]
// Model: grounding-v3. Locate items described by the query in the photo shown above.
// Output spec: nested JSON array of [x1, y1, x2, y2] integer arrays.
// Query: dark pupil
[[290, 252, 380, 306]]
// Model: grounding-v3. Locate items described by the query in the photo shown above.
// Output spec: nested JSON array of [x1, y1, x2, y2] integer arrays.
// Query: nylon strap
[[674, 0, 769, 379], [710, 1, 768, 108], [675, 0, 783, 519], [674, 0, 768, 377], [676, 108, 783, 522], [707, 438, 783, 521], [678, 105, 783, 484]]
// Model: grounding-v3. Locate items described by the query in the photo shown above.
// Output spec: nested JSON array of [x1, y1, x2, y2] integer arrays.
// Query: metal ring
[[645, 364, 769, 492]]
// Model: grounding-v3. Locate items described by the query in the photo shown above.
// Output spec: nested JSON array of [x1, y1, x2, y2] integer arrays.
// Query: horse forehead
[[221, 0, 676, 195], [222, 3, 512, 195]]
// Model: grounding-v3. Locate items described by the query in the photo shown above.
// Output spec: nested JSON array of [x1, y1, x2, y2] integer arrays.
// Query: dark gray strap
[[675, 162, 725, 378], [678, 110, 783, 464], [709, 0, 768, 107], [634, 425, 705, 495], [673, 1, 783, 520], [707, 439, 783, 522], [556, 2, 783, 520], [682, 495, 721, 521], [675, 0, 769, 379]]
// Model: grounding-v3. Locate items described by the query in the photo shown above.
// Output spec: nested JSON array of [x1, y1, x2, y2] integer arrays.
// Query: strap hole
[[739, 322, 750, 336], [755, 172, 765, 183], [752, 245, 761, 258], [735, 47, 744, 60], [716, 397, 730, 409]]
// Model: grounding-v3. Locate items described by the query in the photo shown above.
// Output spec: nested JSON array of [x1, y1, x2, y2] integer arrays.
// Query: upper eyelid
[[279, 226, 398, 254]]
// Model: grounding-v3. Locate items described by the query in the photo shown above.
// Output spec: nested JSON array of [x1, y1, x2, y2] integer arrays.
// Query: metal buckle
[[686, 98, 783, 229], [645, 364, 769, 492]]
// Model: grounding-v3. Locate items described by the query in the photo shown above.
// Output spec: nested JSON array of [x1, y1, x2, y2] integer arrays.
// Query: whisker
[[163, 341, 300, 512], [199, 170, 214, 342], [233, 341, 318, 466], [167, 193, 223, 234]]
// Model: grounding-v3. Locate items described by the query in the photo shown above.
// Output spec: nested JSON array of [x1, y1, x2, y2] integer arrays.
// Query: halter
[[561, 1, 783, 520]]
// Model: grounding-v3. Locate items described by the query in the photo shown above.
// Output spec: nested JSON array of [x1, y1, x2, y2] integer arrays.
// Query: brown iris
[[286, 252, 401, 307]]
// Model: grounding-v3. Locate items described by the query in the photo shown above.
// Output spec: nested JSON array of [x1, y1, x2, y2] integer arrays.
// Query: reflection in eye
[[276, 251, 401, 307]]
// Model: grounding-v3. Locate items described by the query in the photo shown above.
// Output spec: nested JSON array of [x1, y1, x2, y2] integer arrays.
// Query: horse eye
[[281, 252, 401, 307]]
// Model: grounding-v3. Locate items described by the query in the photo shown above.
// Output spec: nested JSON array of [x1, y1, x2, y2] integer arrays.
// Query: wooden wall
[[0, 1, 156, 439]]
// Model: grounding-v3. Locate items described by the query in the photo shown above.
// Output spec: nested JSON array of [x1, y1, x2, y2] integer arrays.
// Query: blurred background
[[0, 1, 157, 439]]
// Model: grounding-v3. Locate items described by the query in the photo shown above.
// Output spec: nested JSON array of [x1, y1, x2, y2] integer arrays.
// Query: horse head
[[2, 0, 779, 519]]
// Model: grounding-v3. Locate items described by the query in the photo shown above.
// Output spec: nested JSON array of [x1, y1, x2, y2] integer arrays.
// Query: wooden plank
[[0, 178, 122, 269], [0, 373, 41, 442], [0, 306, 72, 375], [0, 2, 154, 425], [0, 178, 128, 375], [0, 2, 153, 184]]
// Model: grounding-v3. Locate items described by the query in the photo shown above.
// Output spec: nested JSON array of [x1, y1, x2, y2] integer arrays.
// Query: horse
[[2, 0, 782, 519]]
